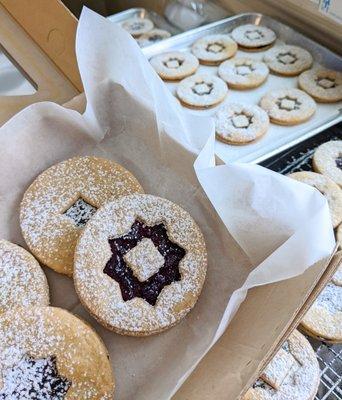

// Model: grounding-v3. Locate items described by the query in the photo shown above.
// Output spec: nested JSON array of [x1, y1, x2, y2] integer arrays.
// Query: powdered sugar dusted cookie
[[20, 156, 144, 276], [177, 73, 228, 109], [231, 24, 276, 51], [337, 224, 342, 249], [0, 306, 114, 399], [191, 34, 237, 65], [138, 29, 171, 47], [260, 88, 316, 125], [288, 171, 342, 228], [218, 57, 269, 89], [301, 258, 342, 343], [150, 51, 199, 80], [244, 330, 320, 400], [299, 69, 342, 103], [74, 194, 207, 336], [313, 140, 342, 187], [215, 103, 269, 144], [0, 240, 49, 314], [121, 17, 153, 37], [264, 45, 313, 76]]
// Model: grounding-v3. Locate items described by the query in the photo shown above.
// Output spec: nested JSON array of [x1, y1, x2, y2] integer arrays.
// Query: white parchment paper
[[0, 8, 336, 400]]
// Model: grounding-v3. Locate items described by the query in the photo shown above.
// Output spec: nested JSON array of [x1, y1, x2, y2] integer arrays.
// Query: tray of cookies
[[143, 13, 342, 164]]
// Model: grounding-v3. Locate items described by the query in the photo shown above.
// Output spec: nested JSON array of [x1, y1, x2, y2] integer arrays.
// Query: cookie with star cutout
[[231, 24, 276, 51], [259, 88, 316, 125], [191, 34, 237, 65], [121, 17, 153, 37], [20, 156, 144, 276], [150, 51, 199, 80], [0, 306, 114, 399], [312, 140, 342, 187], [74, 194, 207, 336]]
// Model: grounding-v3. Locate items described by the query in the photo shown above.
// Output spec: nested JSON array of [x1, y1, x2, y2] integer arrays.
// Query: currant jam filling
[[192, 82, 214, 96], [276, 96, 301, 111], [103, 220, 185, 306], [206, 42, 225, 53], [235, 63, 255, 76], [231, 113, 253, 129], [163, 57, 184, 69], [130, 22, 145, 31], [277, 52, 298, 65], [252, 379, 275, 392], [244, 29, 264, 40], [316, 77, 336, 89], [64, 197, 97, 228], [0, 355, 71, 400], [335, 154, 342, 170]]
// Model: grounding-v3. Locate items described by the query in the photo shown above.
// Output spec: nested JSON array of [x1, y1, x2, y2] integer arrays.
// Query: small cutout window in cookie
[[335, 154, 342, 170], [163, 57, 184, 69], [64, 197, 97, 228], [235, 63, 255, 76], [0, 354, 71, 399], [277, 52, 298, 65], [276, 96, 301, 111], [192, 82, 214, 96], [316, 77, 337, 89], [245, 29, 264, 40], [104, 219, 185, 306], [206, 42, 225, 53], [231, 113, 253, 129]]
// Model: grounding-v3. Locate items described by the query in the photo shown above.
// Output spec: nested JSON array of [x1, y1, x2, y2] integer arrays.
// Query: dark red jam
[[336, 155, 342, 170]]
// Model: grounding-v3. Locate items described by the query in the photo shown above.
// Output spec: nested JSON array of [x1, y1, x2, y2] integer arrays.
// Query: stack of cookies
[[149, 23, 342, 146]]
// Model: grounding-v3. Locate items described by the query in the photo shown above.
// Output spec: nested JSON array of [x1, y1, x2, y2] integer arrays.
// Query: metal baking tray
[[143, 13, 342, 164], [107, 8, 181, 36]]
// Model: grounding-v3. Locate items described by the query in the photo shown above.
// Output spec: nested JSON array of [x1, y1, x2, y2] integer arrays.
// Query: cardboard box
[[0, 1, 339, 399]]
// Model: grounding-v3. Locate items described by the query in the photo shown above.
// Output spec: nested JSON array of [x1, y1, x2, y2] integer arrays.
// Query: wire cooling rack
[[261, 124, 342, 399]]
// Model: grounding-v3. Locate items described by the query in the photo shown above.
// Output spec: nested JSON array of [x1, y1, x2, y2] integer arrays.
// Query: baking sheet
[[143, 13, 342, 164]]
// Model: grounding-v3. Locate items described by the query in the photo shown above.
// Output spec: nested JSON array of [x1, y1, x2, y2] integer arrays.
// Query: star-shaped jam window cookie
[[0, 354, 71, 399], [103, 220, 185, 305]]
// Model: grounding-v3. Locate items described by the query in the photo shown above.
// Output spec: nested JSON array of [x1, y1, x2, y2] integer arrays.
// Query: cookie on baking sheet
[[312, 140, 342, 187], [177, 73, 228, 109], [263, 45, 313, 76], [218, 57, 269, 89], [150, 51, 199, 80], [137, 29, 171, 47], [259, 88, 316, 125], [231, 24, 276, 51], [301, 259, 342, 343], [215, 103, 269, 145], [299, 69, 342, 103], [0, 306, 114, 399], [121, 17, 153, 37], [243, 330, 320, 400], [0, 239, 49, 314], [191, 34, 237, 65], [288, 171, 342, 228], [74, 194, 207, 336], [20, 156, 144, 276], [337, 223, 342, 249]]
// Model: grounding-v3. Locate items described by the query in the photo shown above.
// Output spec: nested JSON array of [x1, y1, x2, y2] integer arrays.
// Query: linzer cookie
[[260, 88, 316, 125], [288, 171, 342, 228], [337, 224, 342, 249], [0, 306, 114, 399], [0, 240, 49, 314], [263, 45, 313, 76], [299, 69, 342, 103], [218, 57, 269, 89], [244, 330, 320, 400], [150, 51, 199, 80], [313, 140, 342, 187], [138, 29, 171, 47], [177, 73, 228, 109], [20, 156, 144, 276], [231, 24, 276, 51], [74, 194, 207, 336], [215, 103, 269, 144], [121, 17, 153, 37], [191, 34, 237, 65], [301, 259, 342, 343]]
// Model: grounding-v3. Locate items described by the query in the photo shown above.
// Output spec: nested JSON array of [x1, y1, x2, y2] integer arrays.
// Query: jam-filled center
[[235, 63, 255, 76], [164, 57, 184, 69], [277, 52, 298, 65], [231, 113, 253, 129], [276, 96, 301, 111], [130, 21, 145, 31], [316, 77, 337, 89], [245, 29, 264, 40], [192, 81, 214, 96], [335, 154, 342, 170], [206, 42, 225, 53], [64, 197, 97, 228], [103, 220, 185, 306], [0, 354, 71, 399]]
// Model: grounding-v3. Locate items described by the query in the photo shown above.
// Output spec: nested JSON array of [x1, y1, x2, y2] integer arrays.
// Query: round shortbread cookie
[[74, 194, 207, 336], [177, 73, 228, 109], [0, 240, 49, 314], [244, 330, 320, 400], [121, 17, 153, 37], [0, 306, 115, 399], [299, 69, 342, 103], [260, 88, 316, 125], [263, 45, 313, 76], [20, 156, 144, 276], [150, 51, 199, 80], [191, 34, 237, 65], [215, 103, 269, 144], [218, 57, 269, 89], [288, 171, 342, 228], [312, 140, 342, 187], [137, 29, 171, 47], [301, 258, 342, 343], [231, 24, 276, 50]]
